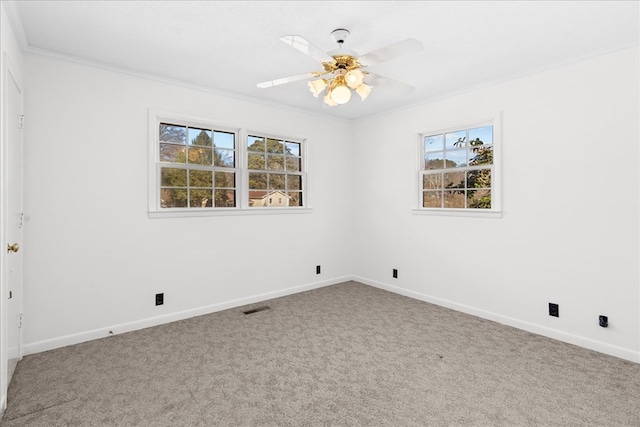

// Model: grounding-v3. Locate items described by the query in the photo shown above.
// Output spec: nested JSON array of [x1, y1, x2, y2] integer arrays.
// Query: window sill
[[149, 207, 313, 219], [411, 208, 502, 219]]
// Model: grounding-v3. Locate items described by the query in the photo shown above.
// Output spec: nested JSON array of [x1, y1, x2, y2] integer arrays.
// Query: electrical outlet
[[316, 265, 321, 274], [599, 315, 608, 328], [549, 303, 559, 317], [155, 293, 164, 306], [393, 269, 398, 279]]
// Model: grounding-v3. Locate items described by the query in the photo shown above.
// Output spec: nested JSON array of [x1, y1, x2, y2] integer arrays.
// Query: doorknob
[[7, 243, 19, 253]]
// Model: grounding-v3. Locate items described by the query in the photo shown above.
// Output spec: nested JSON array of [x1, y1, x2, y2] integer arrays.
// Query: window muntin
[[420, 124, 494, 210], [247, 135, 304, 207], [158, 122, 237, 209]]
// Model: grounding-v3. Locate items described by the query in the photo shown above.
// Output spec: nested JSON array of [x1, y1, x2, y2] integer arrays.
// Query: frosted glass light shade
[[355, 83, 372, 100], [308, 79, 327, 97], [323, 92, 338, 107], [345, 69, 364, 89], [330, 84, 352, 104]]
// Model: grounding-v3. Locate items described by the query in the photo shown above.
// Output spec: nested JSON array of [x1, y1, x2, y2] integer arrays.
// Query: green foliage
[[160, 130, 234, 208], [469, 138, 493, 166], [443, 137, 493, 209], [247, 138, 295, 190], [468, 194, 491, 209]]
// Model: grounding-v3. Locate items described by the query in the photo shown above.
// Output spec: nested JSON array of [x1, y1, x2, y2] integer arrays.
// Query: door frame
[[0, 50, 24, 413]]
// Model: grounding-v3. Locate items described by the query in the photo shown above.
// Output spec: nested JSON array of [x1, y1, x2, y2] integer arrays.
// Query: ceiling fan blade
[[280, 35, 335, 64], [257, 72, 319, 89], [366, 73, 415, 95], [359, 38, 424, 67]]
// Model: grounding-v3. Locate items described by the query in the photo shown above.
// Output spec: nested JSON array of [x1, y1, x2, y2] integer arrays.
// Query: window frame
[[148, 110, 310, 218], [413, 113, 502, 218], [245, 130, 306, 210]]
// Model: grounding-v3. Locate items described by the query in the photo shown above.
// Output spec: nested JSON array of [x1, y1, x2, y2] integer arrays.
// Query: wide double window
[[149, 112, 306, 215], [418, 116, 500, 214]]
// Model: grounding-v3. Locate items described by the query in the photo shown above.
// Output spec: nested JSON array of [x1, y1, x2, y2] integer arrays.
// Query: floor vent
[[242, 306, 270, 315]]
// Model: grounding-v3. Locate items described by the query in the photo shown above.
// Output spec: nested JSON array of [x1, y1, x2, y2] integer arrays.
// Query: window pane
[[159, 124, 186, 144], [248, 153, 266, 170], [266, 138, 284, 154], [288, 191, 302, 207], [269, 174, 286, 190], [160, 144, 186, 163], [214, 190, 236, 207], [161, 168, 187, 187], [423, 191, 442, 208], [286, 157, 301, 172], [425, 152, 444, 170], [215, 171, 235, 188], [188, 128, 212, 146], [443, 190, 465, 208], [286, 142, 300, 156], [467, 189, 491, 209], [469, 126, 493, 145], [187, 147, 212, 165], [247, 136, 265, 152], [423, 173, 442, 190], [287, 175, 302, 190], [215, 149, 235, 167], [446, 130, 466, 149], [467, 168, 491, 189], [469, 145, 493, 166], [443, 170, 465, 188], [214, 131, 234, 149], [161, 188, 187, 208], [424, 134, 443, 152], [267, 155, 284, 170], [249, 173, 267, 189], [190, 189, 213, 208], [445, 149, 467, 168], [189, 170, 212, 187]]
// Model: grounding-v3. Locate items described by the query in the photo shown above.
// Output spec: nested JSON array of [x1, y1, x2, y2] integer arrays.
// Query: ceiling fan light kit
[[258, 29, 423, 108]]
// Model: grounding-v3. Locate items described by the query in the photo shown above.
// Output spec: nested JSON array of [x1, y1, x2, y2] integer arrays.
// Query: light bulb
[[355, 83, 372, 100], [344, 69, 364, 89], [330, 84, 352, 104], [308, 79, 327, 97]]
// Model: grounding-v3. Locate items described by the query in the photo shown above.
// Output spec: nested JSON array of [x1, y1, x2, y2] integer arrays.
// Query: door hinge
[[18, 212, 24, 229], [19, 115, 24, 129], [19, 313, 23, 328]]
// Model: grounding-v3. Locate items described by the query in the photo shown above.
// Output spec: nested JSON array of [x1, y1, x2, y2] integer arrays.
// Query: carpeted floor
[[2, 281, 639, 426]]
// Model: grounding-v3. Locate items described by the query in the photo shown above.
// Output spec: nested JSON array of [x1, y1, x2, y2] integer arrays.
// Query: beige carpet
[[2, 281, 639, 426]]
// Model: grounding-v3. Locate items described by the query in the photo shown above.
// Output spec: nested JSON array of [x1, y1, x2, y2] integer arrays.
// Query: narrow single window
[[419, 118, 499, 212]]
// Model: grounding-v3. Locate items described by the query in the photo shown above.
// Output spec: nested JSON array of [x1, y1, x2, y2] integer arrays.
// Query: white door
[[5, 63, 23, 384]]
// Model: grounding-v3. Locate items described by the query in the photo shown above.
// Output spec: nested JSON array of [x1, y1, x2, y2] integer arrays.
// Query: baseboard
[[355, 276, 640, 364], [22, 276, 352, 356]]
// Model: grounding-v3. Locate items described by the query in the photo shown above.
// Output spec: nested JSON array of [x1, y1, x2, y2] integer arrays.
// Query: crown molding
[[2, 1, 28, 51]]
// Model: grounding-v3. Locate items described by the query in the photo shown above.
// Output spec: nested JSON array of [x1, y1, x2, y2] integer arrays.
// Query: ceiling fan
[[257, 29, 424, 107]]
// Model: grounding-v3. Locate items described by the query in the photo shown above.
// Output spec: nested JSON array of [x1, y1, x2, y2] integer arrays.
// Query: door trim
[[0, 50, 24, 413]]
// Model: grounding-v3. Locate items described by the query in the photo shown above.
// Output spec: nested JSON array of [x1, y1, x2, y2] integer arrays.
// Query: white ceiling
[[8, 0, 640, 120]]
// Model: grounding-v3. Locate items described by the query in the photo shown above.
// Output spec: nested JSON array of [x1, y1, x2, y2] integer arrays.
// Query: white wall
[[21, 54, 354, 353], [351, 47, 640, 362]]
